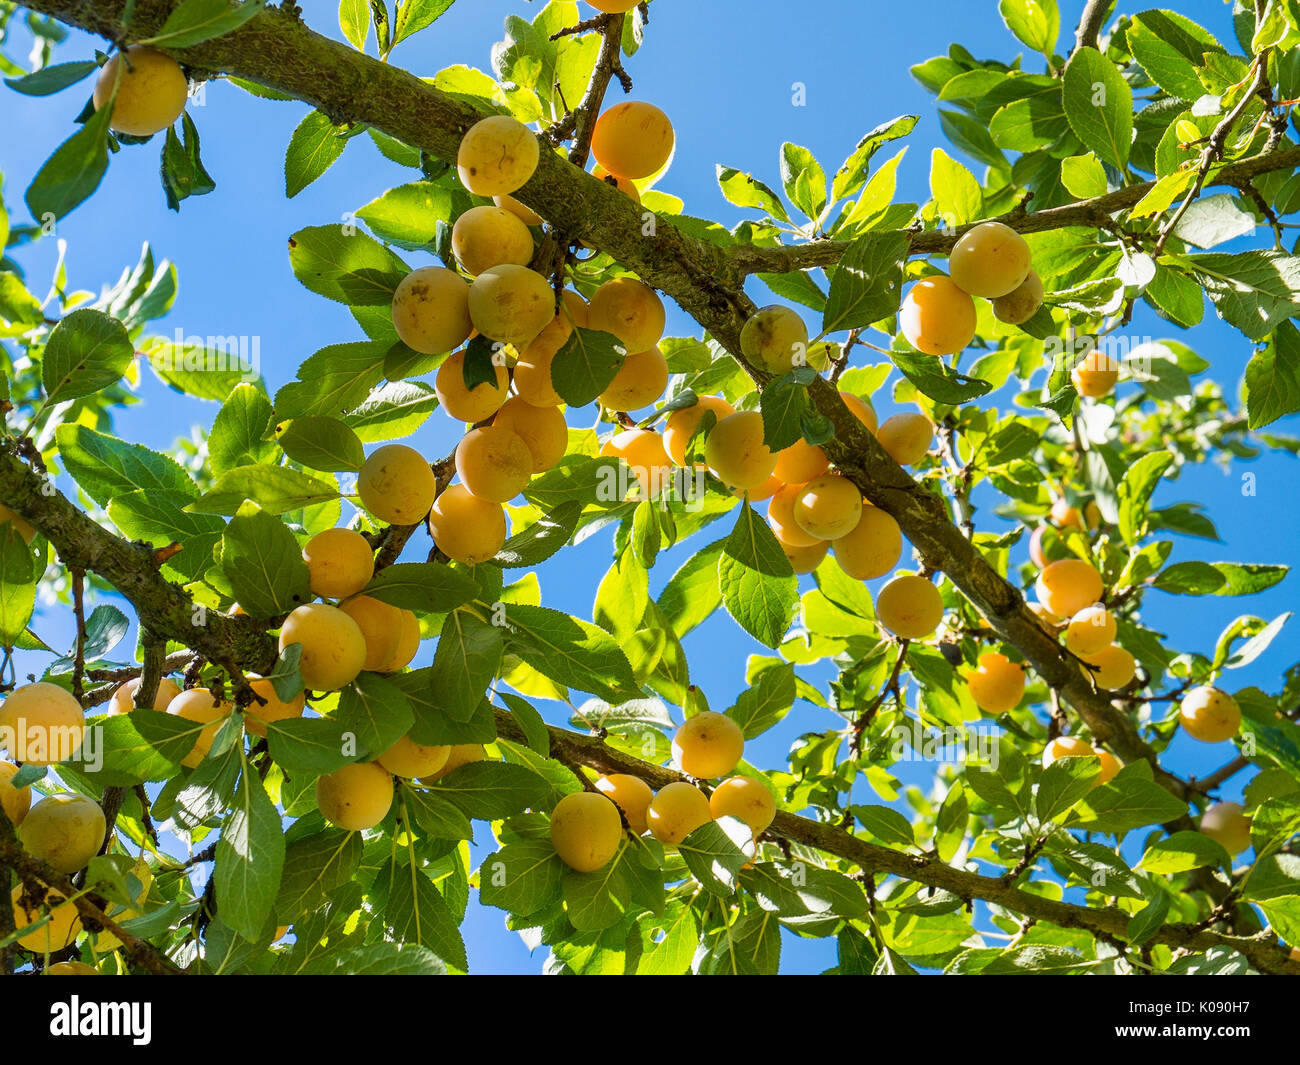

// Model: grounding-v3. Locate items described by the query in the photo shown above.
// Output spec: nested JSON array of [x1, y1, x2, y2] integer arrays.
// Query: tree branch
[[1072, 0, 1115, 56]]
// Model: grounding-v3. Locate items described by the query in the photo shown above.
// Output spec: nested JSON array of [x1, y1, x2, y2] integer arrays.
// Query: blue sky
[[2, 0, 1296, 973]]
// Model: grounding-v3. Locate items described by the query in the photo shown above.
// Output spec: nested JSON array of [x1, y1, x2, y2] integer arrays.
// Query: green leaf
[[285, 110, 348, 198], [55, 424, 195, 507], [999, 0, 1059, 55], [41, 308, 132, 405], [188, 464, 338, 516], [392, 0, 456, 48], [299, 943, 446, 975], [522, 455, 623, 510], [142, 0, 267, 48], [1062, 46, 1133, 169], [989, 94, 1067, 152], [338, 0, 370, 50], [759, 369, 813, 451], [384, 856, 467, 970], [780, 142, 827, 221], [562, 860, 632, 932], [1060, 154, 1107, 199], [274, 415, 365, 473], [355, 181, 452, 246], [288, 225, 408, 306], [275, 342, 389, 419], [677, 819, 750, 896], [429, 760, 549, 821], [718, 502, 797, 648], [852, 804, 916, 848], [1116, 449, 1174, 546], [658, 538, 725, 639], [429, 611, 504, 722], [361, 562, 479, 613], [503, 603, 641, 703], [821, 231, 907, 335], [1127, 893, 1170, 946], [345, 380, 440, 441], [929, 147, 981, 227], [716, 165, 790, 223], [892, 351, 992, 404], [982, 945, 1105, 974], [1185, 251, 1300, 342], [210, 383, 275, 475], [551, 328, 625, 407], [336, 672, 413, 757], [274, 828, 361, 919], [24, 100, 111, 222], [1127, 10, 1225, 101], [831, 114, 918, 202], [1036, 757, 1100, 823], [1152, 561, 1288, 596], [0, 528, 36, 648], [495, 499, 582, 568], [1245, 321, 1300, 429], [403, 787, 473, 840], [1138, 830, 1232, 874], [215, 768, 285, 942], [479, 841, 565, 916], [4, 60, 98, 96], [727, 663, 795, 739], [218, 501, 311, 617], [265, 717, 353, 774], [1069, 765, 1187, 836]]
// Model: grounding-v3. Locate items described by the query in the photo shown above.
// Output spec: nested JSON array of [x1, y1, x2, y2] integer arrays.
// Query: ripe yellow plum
[[242, 677, 305, 738], [0, 682, 85, 766], [646, 781, 712, 845], [468, 265, 556, 348], [19, 794, 105, 874], [592, 165, 642, 202], [663, 395, 735, 466], [594, 774, 654, 834], [1041, 735, 1094, 766], [303, 527, 374, 600], [1034, 558, 1103, 620], [1051, 498, 1085, 530], [427, 484, 508, 564], [965, 652, 1025, 714], [380, 608, 422, 674], [279, 603, 368, 692], [1065, 605, 1116, 656], [591, 101, 674, 180], [876, 575, 944, 640], [92, 46, 188, 136], [316, 762, 394, 831], [949, 221, 1032, 298], [377, 734, 450, 779], [672, 711, 745, 779], [586, 0, 641, 11], [704, 411, 776, 491], [392, 266, 473, 356], [457, 114, 539, 196], [456, 425, 533, 502], [1082, 644, 1136, 690], [420, 743, 486, 783], [841, 391, 878, 434], [992, 269, 1044, 325], [493, 193, 543, 226], [513, 320, 567, 408], [550, 791, 624, 872], [167, 688, 233, 768], [833, 505, 901, 580], [357, 444, 437, 525], [560, 289, 590, 330], [773, 438, 829, 485], [0, 760, 31, 826], [1179, 686, 1241, 744], [740, 305, 809, 374], [601, 428, 674, 498], [108, 675, 182, 715], [876, 412, 933, 466], [1071, 350, 1120, 398], [45, 961, 100, 975], [435, 348, 511, 423], [709, 776, 776, 835], [339, 594, 402, 673], [899, 276, 977, 356], [793, 473, 862, 541], [451, 205, 535, 277], [493, 397, 568, 473], [768, 483, 823, 548], [1200, 801, 1252, 855], [600, 347, 668, 411], [778, 535, 830, 575], [12, 886, 81, 953], [588, 277, 665, 354]]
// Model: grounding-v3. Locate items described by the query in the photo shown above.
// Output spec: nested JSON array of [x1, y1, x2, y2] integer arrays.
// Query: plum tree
[[594, 773, 654, 834], [18, 793, 106, 874], [92, 46, 188, 136], [427, 484, 508, 563], [793, 473, 863, 541], [740, 305, 809, 373], [492, 397, 568, 473], [599, 346, 668, 411], [457, 114, 539, 196], [898, 276, 977, 356], [876, 575, 944, 639], [1179, 686, 1242, 744], [965, 652, 1025, 713], [339, 594, 403, 672], [1071, 350, 1121, 398], [773, 437, 829, 485], [0, 682, 85, 766], [875, 412, 933, 466], [451, 205, 535, 277], [948, 221, 1032, 298], [377, 734, 451, 779], [1200, 802, 1252, 855], [588, 277, 666, 353], [1034, 558, 1103, 620], [672, 711, 745, 779], [992, 269, 1043, 325], [591, 101, 674, 179], [468, 264, 556, 347], [167, 688, 233, 769], [11, 886, 81, 953], [242, 677, 306, 738], [435, 348, 511, 422], [391, 266, 474, 355], [455, 425, 534, 502], [663, 394, 735, 466], [768, 483, 824, 548], [357, 444, 438, 526], [315, 762, 394, 831], [0, 760, 31, 825], [646, 781, 712, 845], [278, 604, 368, 691], [549, 791, 624, 872], [833, 504, 901, 580], [600, 428, 674, 498], [709, 776, 776, 835], [302, 527, 375, 600], [704, 411, 776, 490], [1064, 605, 1116, 656], [108, 675, 182, 714]]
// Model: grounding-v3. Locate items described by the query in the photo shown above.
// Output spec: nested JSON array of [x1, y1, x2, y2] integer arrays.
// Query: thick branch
[[1072, 0, 1114, 56], [493, 709, 1300, 974]]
